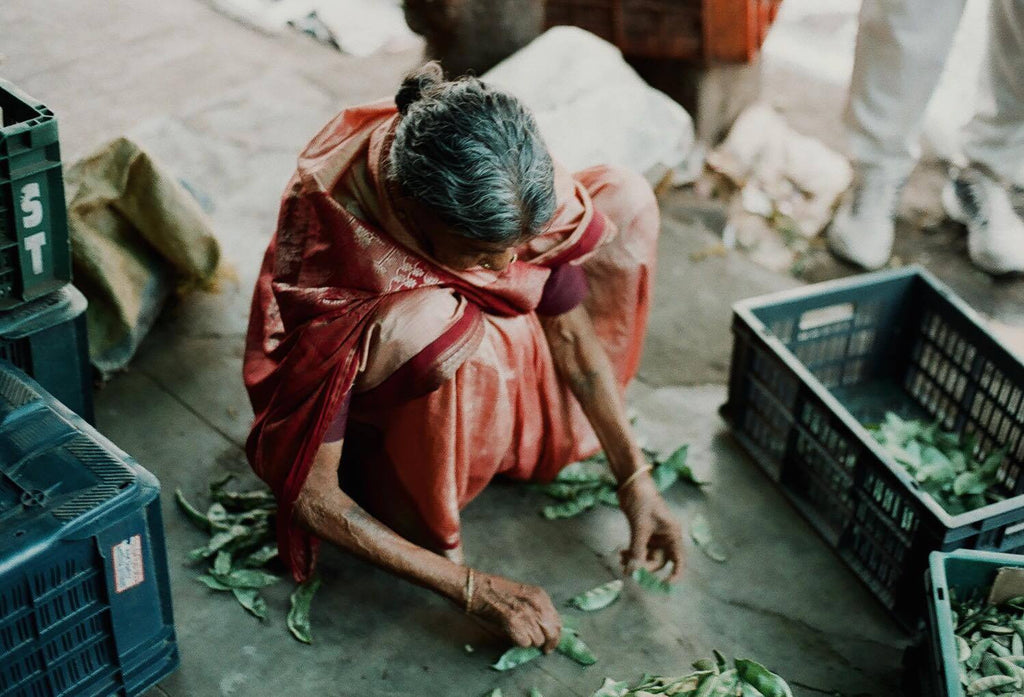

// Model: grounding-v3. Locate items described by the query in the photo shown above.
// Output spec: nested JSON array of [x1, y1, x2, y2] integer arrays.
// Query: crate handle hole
[[14, 529, 24, 537], [937, 587, 945, 601], [799, 303, 855, 331], [118, 481, 132, 490]]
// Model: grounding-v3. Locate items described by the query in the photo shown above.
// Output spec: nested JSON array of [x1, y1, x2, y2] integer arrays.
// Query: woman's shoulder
[[355, 288, 466, 392]]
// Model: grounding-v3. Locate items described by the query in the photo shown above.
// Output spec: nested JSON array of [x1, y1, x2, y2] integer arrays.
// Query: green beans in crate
[[721, 266, 1024, 629], [925, 549, 1024, 697]]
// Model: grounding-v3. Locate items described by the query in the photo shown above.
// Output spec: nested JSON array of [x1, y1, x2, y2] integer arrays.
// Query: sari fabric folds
[[244, 101, 659, 579]]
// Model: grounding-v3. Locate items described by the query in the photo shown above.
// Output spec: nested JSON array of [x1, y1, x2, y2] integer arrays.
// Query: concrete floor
[[3, 2, 1023, 696]]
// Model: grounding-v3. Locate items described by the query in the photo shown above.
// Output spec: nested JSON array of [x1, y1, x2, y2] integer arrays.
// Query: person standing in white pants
[[828, 0, 1024, 275]]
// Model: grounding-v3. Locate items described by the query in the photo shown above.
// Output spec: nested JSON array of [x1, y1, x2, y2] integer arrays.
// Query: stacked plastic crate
[[0, 79, 91, 425], [0, 80, 178, 696]]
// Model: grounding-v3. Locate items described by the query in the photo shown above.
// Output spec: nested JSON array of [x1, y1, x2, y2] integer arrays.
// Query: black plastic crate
[[0, 78, 72, 308], [0, 283, 92, 424], [721, 266, 1024, 629], [0, 364, 178, 697]]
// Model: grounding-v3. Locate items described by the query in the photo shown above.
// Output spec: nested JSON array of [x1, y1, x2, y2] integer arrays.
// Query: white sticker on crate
[[112, 534, 145, 593]]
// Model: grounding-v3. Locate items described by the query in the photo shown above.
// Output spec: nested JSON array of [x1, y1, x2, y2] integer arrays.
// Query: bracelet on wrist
[[463, 567, 475, 613], [618, 464, 653, 492]]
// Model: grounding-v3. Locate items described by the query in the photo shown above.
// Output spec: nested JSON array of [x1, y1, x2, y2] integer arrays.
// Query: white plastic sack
[[483, 27, 695, 180]]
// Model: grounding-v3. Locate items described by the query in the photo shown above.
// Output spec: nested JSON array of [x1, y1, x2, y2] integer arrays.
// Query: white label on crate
[[23, 232, 47, 274], [19, 182, 43, 228], [112, 534, 145, 593]]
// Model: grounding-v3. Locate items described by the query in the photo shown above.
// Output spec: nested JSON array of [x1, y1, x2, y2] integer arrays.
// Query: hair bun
[[396, 61, 445, 115]]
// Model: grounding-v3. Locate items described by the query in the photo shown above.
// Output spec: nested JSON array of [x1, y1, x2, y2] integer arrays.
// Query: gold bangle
[[463, 567, 475, 613], [618, 464, 653, 492]]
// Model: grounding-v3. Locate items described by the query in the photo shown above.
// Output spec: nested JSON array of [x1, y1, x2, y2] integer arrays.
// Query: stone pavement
[[4, 2, 1021, 696]]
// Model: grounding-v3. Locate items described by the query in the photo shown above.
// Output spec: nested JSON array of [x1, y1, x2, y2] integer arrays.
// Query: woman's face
[[424, 225, 521, 272], [403, 198, 526, 273]]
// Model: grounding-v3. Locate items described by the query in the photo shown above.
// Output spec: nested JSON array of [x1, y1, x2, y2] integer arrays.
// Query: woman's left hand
[[617, 473, 685, 581]]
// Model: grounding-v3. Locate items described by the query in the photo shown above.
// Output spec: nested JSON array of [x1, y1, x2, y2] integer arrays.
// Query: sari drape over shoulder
[[244, 101, 658, 580]]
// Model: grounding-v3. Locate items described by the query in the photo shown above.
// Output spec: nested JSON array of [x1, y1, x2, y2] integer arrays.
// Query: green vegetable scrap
[[953, 594, 1024, 694], [537, 445, 701, 520], [175, 476, 318, 644], [492, 646, 543, 671], [631, 568, 673, 595], [287, 575, 322, 644], [557, 631, 598, 666], [569, 579, 624, 612], [492, 621, 597, 671], [587, 655, 793, 697], [869, 413, 1006, 515], [689, 514, 728, 563], [529, 688, 544, 697]]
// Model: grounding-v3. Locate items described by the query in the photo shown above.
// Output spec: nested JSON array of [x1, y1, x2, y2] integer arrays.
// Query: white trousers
[[846, 0, 1024, 185]]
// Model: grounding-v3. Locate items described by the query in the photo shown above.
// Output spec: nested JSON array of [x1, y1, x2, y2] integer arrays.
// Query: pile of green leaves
[[538, 446, 703, 520], [870, 414, 1005, 515], [952, 595, 1024, 694], [175, 475, 320, 643], [586, 652, 793, 697]]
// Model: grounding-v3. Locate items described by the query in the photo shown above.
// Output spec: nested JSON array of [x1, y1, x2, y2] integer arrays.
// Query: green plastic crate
[[925, 549, 1024, 697], [722, 266, 1024, 629], [0, 78, 72, 307]]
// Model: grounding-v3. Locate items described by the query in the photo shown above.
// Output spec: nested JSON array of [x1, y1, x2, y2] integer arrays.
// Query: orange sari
[[244, 100, 659, 580]]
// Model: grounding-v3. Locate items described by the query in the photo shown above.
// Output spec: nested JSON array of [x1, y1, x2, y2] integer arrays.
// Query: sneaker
[[827, 169, 905, 270], [942, 167, 1024, 275]]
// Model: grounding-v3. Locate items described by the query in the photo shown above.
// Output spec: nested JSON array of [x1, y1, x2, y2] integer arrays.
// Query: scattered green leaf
[[543, 492, 598, 520], [557, 632, 597, 666], [690, 514, 728, 563], [735, 658, 794, 697], [631, 567, 673, 594], [491, 646, 543, 671], [231, 588, 268, 620], [175, 489, 212, 532], [196, 574, 232, 591], [568, 579, 623, 612], [287, 575, 321, 644]]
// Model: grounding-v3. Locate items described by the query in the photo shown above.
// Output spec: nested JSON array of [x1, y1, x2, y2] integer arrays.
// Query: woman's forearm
[[295, 441, 466, 604], [539, 306, 645, 482]]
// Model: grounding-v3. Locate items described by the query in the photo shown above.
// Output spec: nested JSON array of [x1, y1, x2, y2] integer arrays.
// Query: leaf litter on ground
[[174, 474, 319, 643], [537, 445, 702, 520], [587, 654, 794, 696]]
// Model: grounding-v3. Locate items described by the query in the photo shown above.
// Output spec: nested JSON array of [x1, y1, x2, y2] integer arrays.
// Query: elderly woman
[[244, 63, 683, 652]]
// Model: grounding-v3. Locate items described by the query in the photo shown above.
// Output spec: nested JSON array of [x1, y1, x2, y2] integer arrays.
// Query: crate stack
[[0, 78, 92, 425], [0, 81, 178, 696], [721, 267, 1024, 632]]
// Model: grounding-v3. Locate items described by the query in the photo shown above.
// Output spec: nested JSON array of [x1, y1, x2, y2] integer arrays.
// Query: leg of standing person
[[828, 0, 966, 269], [943, 0, 1024, 275]]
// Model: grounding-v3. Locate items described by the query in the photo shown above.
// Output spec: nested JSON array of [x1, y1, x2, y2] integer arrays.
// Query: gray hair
[[389, 62, 557, 245]]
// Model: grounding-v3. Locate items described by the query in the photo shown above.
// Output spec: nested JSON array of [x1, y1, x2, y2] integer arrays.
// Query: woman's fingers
[[624, 519, 653, 574], [664, 527, 685, 582], [539, 617, 561, 653], [507, 619, 535, 648]]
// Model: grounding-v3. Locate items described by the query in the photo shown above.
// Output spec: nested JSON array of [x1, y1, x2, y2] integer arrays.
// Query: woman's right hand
[[468, 571, 562, 653]]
